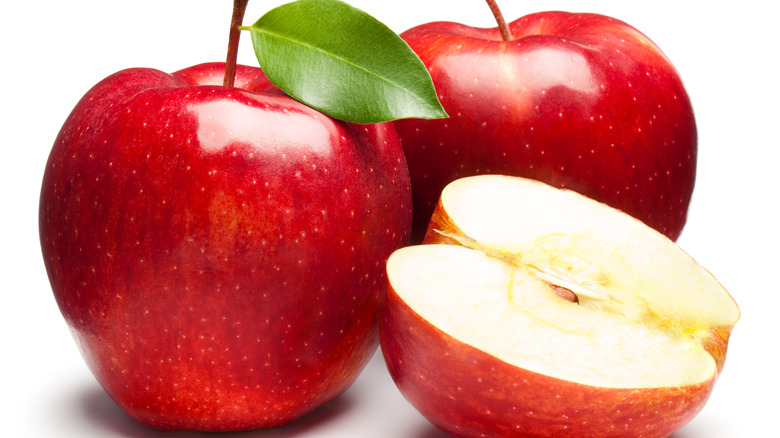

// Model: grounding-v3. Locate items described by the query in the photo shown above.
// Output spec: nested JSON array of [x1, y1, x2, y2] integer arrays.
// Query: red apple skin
[[39, 62, 412, 431], [394, 11, 696, 242], [379, 286, 714, 438]]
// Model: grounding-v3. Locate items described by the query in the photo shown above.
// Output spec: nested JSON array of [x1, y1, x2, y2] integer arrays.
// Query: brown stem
[[224, 0, 250, 88], [486, 0, 513, 41]]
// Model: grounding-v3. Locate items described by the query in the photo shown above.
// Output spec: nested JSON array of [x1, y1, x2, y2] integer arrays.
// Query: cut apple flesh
[[388, 175, 739, 389]]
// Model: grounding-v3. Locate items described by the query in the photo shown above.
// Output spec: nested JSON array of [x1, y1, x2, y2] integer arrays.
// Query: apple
[[379, 175, 739, 438], [394, 9, 697, 242], [39, 62, 412, 431]]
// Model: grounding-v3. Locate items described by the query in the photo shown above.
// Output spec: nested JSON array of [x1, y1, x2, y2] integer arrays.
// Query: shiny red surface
[[39, 63, 412, 431], [395, 12, 696, 241]]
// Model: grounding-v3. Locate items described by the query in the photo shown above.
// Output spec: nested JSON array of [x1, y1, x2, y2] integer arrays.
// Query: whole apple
[[394, 11, 696, 241], [39, 62, 412, 431]]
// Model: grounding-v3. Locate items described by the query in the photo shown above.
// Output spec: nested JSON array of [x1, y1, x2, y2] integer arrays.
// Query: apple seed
[[549, 284, 579, 303]]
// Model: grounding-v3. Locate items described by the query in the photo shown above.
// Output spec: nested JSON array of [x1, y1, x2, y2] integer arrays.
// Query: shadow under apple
[[408, 424, 450, 438]]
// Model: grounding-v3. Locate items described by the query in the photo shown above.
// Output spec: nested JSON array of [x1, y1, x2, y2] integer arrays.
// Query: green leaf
[[242, 0, 448, 124]]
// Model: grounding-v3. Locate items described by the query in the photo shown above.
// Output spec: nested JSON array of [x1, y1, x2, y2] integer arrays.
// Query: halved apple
[[379, 175, 739, 438]]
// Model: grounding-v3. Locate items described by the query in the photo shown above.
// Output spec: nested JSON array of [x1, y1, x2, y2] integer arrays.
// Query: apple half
[[379, 175, 739, 438]]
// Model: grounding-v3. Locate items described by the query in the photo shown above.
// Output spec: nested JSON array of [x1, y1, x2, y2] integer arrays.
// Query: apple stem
[[224, 0, 250, 88], [485, 0, 513, 41]]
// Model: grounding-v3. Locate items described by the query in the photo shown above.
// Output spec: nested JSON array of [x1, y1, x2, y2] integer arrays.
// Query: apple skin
[[39, 62, 412, 431], [379, 286, 714, 438], [394, 11, 696, 242]]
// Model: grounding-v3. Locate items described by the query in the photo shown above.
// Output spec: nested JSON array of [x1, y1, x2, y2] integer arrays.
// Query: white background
[[2, 1, 776, 436]]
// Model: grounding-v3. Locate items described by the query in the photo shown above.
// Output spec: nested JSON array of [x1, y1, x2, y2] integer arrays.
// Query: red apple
[[380, 175, 739, 438], [394, 10, 696, 241], [39, 62, 412, 431]]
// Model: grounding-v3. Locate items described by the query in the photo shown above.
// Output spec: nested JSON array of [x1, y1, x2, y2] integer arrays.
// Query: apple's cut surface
[[380, 175, 739, 438]]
